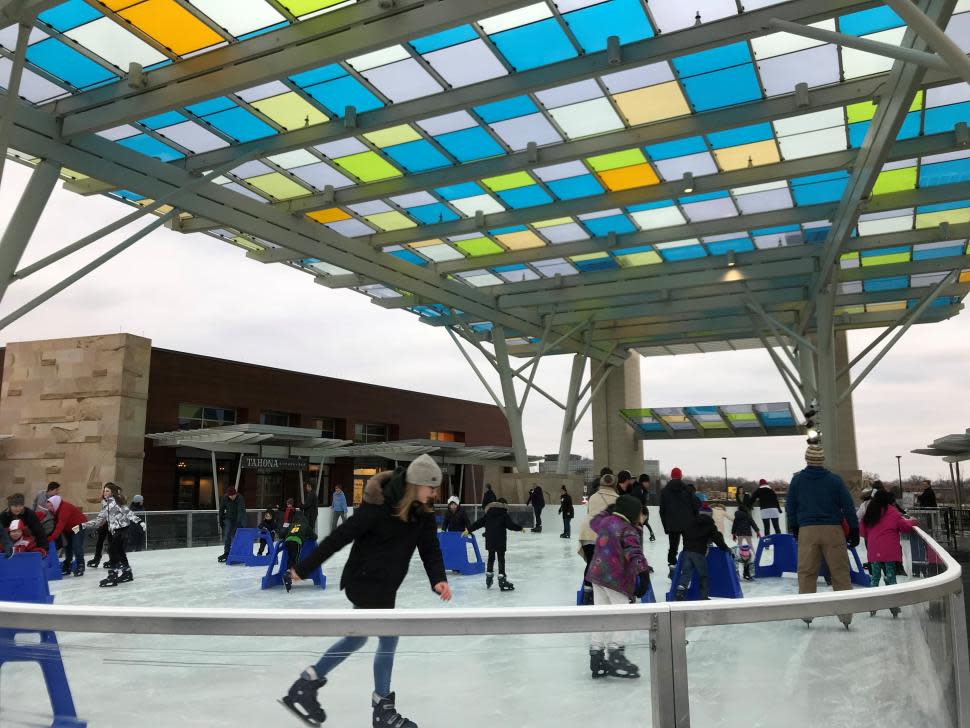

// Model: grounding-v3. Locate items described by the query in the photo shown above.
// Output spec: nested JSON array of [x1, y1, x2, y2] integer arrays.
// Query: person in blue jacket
[[330, 484, 348, 533]]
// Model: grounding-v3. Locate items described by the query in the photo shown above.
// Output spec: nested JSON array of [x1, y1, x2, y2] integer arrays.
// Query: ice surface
[[1, 507, 956, 727]]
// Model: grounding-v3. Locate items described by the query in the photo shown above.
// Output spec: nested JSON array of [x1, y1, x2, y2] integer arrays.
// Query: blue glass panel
[[140, 111, 185, 129], [918, 199, 970, 213], [685, 406, 718, 415], [707, 123, 773, 149], [925, 102, 970, 134], [896, 111, 920, 140], [614, 244, 656, 255], [383, 139, 451, 172], [640, 422, 665, 431], [474, 96, 538, 123], [920, 158, 970, 187], [304, 76, 383, 115], [145, 59, 173, 71], [435, 181, 483, 200], [839, 6, 903, 36], [575, 256, 620, 272], [673, 42, 751, 77], [39, 0, 101, 31], [411, 25, 478, 54], [389, 249, 428, 266], [116, 134, 184, 161], [115, 190, 145, 201], [490, 225, 528, 235], [204, 107, 277, 142], [681, 65, 762, 112], [628, 199, 676, 212], [794, 171, 849, 186], [490, 18, 577, 72], [434, 127, 505, 162], [496, 185, 553, 208], [26, 39, 117, 88], [803, 226, 830, 243], [659, 244, 706, 261], [913, 243, 964, 260], [583, 214, 637, 236], [494, 264, 528, 272], [752, 224, 799, 236], [791, 177, 848, 206], [547, 174, 604, 200], [644, 136, 707, 161], [679, 190, 730, 204], [763, 415, 795, 427], [706, 237, 754, 255], [863, 276, 909, 292], [848, 120, 869, 149], [861, 246, 909, 259], [564, 0, 654, 52], [289, 64, 346, 88], [407, 203, 460, 225], [186, 97, 236, 116], [237, 22, 289, 41]]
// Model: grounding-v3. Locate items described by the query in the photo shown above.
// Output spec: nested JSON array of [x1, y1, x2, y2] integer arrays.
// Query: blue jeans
[[314, 635, 399, 697], [63, 528, 85, 570], [677, 551, 710, 599], [562, 517, 571, 538]]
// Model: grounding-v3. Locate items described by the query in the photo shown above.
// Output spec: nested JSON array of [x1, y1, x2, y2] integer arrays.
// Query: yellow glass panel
[[960, 270, 970, 283], [102, 0, 137, 8], [231, 236, 263, 252], [915, 208, 970, 228], [246, 172, 309, 200], [119, 0, 224, 56], [481, 171, 533, 191], [571, 252, 609, 262], [408, 239, 444, 248], [279, 0, 348, 17], [662, 415, 689, 423], [617, 250, 662, 267], [846, 101, 876, 124], [841, 252, 859, 262], [612, 82, 691, 126], [364, 125, 422, 148], [835, 305, 866, 315], [597, 163, 660, 191], [871, 167, 916, 196], [586, 148, 645, 172], [61, 169, 89, 181], [867, 301, 907, 313], [861, 251, 910, 266], [365, 211, 416, 231], [306, 207, 350, 224], [532, 217, 573, 228], [496, 230, 545, 250], [333, 151, 402, 182], [249, 93, 328, 131], [713, 140, 781, 171]]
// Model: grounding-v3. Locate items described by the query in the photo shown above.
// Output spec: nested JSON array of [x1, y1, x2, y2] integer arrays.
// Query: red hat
[[671, 467, 682, 479], [759, 478, 768, 485], [7, 519, 22, 532], [226, 487, 237, 496]]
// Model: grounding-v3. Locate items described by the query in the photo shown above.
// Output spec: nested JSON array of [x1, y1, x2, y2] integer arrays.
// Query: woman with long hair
[[860, 489, 918, 617], [85, 483, 142, 587], [280, 454, 450, 727]]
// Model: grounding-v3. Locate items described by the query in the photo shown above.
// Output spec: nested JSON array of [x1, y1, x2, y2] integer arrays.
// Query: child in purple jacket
[[587, 495, 651, 680]]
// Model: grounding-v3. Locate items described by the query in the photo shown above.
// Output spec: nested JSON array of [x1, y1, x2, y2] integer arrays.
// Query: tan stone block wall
[[0, 334, 151, 509]]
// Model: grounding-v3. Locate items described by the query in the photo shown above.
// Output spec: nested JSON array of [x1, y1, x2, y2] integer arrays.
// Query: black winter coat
[[481, 489, 497, 509], [746, 486, 781, 511], [683, 513, 730, 554], [1, 508, 48, 549], [659, 479, 698, 534], [731, 510, 760, 538], [441, 507, 471, 533], [918, 487, 938, 508], [295, 469, 446, 609], [528, 488, 545, 510], [627, 481, 649, 515], [559, 493, 574, 519], [469, 501, 523, 552]]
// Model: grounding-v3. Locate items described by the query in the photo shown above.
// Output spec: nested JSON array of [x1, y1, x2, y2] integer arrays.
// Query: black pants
[[562, 516, 571, 537], [644, 521, 655, 539], [667, 532, 682, 566], [92, 524, 111, 563], [284, 540, 301, 569], [108, 526, 130, 570], [533, 507, 542, 528], [581, 543, 595, 585], [486, 549, 506, 575], [257, 529, 274, 555], [763, 518, 781, 535]]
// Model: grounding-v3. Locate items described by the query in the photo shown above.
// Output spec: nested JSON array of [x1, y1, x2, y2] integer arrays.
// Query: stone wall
[[0, 334, 151, 509]]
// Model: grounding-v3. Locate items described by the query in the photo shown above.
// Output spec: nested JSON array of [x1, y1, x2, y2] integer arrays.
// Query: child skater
[[674, 507, 731, 601], [7, 519, 47, 555], [467, 496, 523, 590], [257, 508, 278, 556], [731, 504, 761, 581], [280, 454, 450, 728], [586, 495, 651, 679], [84, 484, 142, 588], [860, 488, 918, 617], [280, 510, 316, 592]]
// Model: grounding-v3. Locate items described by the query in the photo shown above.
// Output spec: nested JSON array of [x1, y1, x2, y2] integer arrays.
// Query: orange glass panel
[[119, 0, 224, 56], [960, 270, 970, 283], [306, 208, 350, 224], [102, 0, 139, 8], [596, 163, 660, 191]]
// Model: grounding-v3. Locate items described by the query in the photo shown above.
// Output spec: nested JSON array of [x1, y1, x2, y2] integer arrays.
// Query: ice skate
[[559, 533, 568, 538], [674, 587, 687, 601], [61, 560, 72, 575], [802, 618, 813, 627], [607, 647, 640, 678], [498, 574, 514, 591], [589, 648, 609, 679], [116, 567, 133, 584], [73, 564, 85, 577], [99, 570, 119, 588], [890, 607, 901, 619], [485, 571, 494, 589], [217, 553, 228, 563], [280, 668, 327, 725], [649, 534, 656, 542], [531, 525, 542, 533], [372, 691, 416, 728], [86, 558, 100, 568], [103, 560, 115, 570], [581, 584, 593, 605], [839, 614, 852, 629]]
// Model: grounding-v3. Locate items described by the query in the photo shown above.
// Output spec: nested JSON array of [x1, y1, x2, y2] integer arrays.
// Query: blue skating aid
[[261, 538, 326, 590], [44, 541, 62, 582], [437, 531, 485, 575], [753, 533, 798, 578], [0, 553, 87, 727], [226, 528, 274, 566], [819, 547, 871, 587], [666, 548, 744, 601], [574, 580, 655, 605]]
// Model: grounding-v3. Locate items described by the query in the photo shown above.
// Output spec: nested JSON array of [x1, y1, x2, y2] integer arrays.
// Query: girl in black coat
[[440, 496, 472, 533], [281, 455, 450, 728], [468, 498, 523, 590]]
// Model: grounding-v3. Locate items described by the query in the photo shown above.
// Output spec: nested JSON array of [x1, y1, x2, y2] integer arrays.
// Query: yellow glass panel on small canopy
[[245, 172, 310, 200], [867, 301, 907, 313], [612, 82, 691, 126], [586, 148, 645, 172], [279, 0, 351, 17], [249, 93, 328, 131], [496, 230, 545, 250], [366, 211, 416, 231], [916, 207, 970, 228], [333, 151, 402, 182], [481, 171, 533, 192], [616, 250, 662, 267], [119, 0, 224, 56], [713, 140, 781, 171], [364, 125, 422, 148]]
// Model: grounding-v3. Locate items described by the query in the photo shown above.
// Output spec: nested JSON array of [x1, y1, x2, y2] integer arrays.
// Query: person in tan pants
[[786, 444, 860, 627]]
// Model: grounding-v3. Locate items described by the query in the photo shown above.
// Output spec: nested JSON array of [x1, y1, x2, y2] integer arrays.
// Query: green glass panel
[[481, 171, 533, 192], [861, 251, 910, 266], [586, 148, 645, 172], [334, 151, 402, 182], [871, 167, 916, 196], [455, 237, 503, 256]]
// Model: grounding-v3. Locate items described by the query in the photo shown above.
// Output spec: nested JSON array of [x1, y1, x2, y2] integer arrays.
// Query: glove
[[634, 571, 651, 598], [462, 530, 470, 537], [140, 521, 147, 531], [846, 527, 860, 549], [71, 525, 81, 534]]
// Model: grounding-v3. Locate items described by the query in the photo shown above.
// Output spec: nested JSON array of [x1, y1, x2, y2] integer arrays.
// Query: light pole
[[722, 457, 728, 491], [896, 455, 903, 498]]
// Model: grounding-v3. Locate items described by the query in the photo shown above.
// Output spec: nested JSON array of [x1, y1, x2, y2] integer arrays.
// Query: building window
[[430, 431, 463, 442], [354, 423, 389, 443], [260, 410, 296, 427], [178, 404, 236, 430], [312, 417, 343, 439]]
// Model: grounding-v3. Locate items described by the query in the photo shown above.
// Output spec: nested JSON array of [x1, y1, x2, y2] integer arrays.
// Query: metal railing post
[[651, 610, 691, 727], [948, 590, 970, 726], [670, 611, 691, 727], [187, 512, 193, 549]]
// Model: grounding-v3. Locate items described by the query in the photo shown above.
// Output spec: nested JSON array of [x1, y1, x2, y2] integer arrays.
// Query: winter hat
[[671, 467, 683, 480], [758, 478, 768, 486], [226, 487, 237, 496], [132, 494, 144, 504], [447, 495, 460, 506], [614, 495, 642, 524], [805, 445, 826, 466], [599, 473, 617, 489], [7, 519, 21, 532], [406, 454, 442, 487], [46, 495, 61, 511]]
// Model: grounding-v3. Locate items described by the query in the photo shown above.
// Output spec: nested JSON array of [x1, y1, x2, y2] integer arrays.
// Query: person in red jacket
[[45, 495, 88, 577], [8, 519, 46, 556]]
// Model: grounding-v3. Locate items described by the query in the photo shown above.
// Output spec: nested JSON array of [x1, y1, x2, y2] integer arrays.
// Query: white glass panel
[[189, 0, 286, 37], [490, 113, 562, 150], [347, 45, 410, 71], [734, 188, 793, 215], [535, 79, 603, 109], [423, 39, 507, 88], [390, 191, 437, 207], [450, 194, 505, 216], [65, 17, 167, 68], [361, 58, 442, 102], [96, 124, 140, 141], [548, 98, 624, 138], [774, 107, 844, 136], [842, 27, 906, 79], [236, 80, 290, 102], [777, 127, 847, 160], [534, 160, 589, 182], [267, 149, 320, 169], [759, 44, 839, 96], [315, 137, 368, 158], [649, 0, 737, 33], [231, 160, 273, 178], [751, 19, 835, 58], [857, 214, 913, 235], [538, 222, 589, 242], [416, 243, 464, 261], [290, 162, 355, 189], [418, 110, 478, 136], [682, 198, 738, 222], [654, 152, 719, 180], [479, 4, 552, 34], [328, 218, 374, 237], [630, 206, 687, 230], [349, 200, 392, 215], [601, 62, 674, 93], [156, 120, 230, 153]]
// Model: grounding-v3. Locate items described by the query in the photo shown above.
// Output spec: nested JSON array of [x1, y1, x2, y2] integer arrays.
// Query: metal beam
[[55, 0, 538, 137], [883, 0, 970, 84], [557, 353, 587, 475], [0, 23, 31, 188]]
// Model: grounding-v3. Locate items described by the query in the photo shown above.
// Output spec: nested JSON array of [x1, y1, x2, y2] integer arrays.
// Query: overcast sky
[[1, 162, 966, 482]]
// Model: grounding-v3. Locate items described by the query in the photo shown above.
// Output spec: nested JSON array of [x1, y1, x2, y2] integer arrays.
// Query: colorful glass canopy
[[621, 402, 805, 439]]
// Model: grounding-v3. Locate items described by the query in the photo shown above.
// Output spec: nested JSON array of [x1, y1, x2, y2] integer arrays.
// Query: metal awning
[[912, 429, 970, 463], [621, 402, 805, 440]]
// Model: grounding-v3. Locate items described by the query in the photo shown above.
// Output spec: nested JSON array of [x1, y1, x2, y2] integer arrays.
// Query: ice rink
[[2, 508, 957, 728]]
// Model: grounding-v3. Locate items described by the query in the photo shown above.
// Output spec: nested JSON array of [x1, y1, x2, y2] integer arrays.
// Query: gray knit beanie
[[406, 454, 442, 487]]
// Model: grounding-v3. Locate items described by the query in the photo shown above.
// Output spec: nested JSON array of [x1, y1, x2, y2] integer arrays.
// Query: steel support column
[[0, 22, 31, 188], [557, 353, 587, 476], [815, 283, 841, 469], [492, 325, 530, 475]]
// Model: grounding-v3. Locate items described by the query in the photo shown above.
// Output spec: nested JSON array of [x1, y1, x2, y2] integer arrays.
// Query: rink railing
[[2, 528, 967, 727]]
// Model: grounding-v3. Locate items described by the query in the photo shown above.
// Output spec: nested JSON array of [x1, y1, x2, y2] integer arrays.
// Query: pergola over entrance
[[621, 402, 805, 439], [913, 427, 970, 511], [1, 0, 968, 478]]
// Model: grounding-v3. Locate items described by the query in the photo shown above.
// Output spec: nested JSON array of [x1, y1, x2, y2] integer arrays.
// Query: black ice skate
[[890, 607, 901, 618], [372, 691, 417, 728], [581, 584, 593, 605], [103, 561, 116, 570], [607, 647, 640, 678], [217, 553, 228, 563], [116, 568, 133, 584], [498, 574, 514, 591], [61, 560, 72, 575], [73, 564, 85, 577], [589, 648, 609, 679], [86, 558, 100, 568], [531, 525, 542, 533], [284, 569, 293, 592], [99, 570, 119, 588], [485, 571, 494, 589], [280, 668, 327, 725], [839, 614, 852, 630]]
